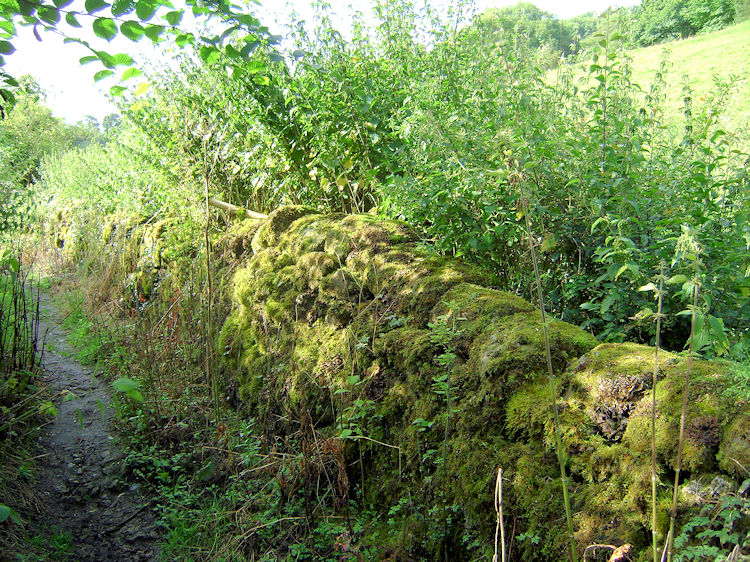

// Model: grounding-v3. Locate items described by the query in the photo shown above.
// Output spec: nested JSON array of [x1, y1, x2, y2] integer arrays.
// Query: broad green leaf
[[175, 33, 193, 47], [199, 45, 220, 65], [85, 0, 109, 14], [121, 67, 142, 80], [339, 428, 352, 440], [135, 0, 158, 21], [65, 13, 82, 27], [245, 60, 264, 74], [195, 461, 215, 481], [133, 81, 149, 95], [0, 504, 11, 523], [94, 69, 113, 81], [120, 20, 144, 41], [0, 41, 14, 55], [109, 53, 134, 66], [6, 257, 19, 273], [111, 0, 135, 16], [17, 0, 36, 16], [79, 55, 99, 65], [37, 6, 60, 24], [112, 377, 140, 392], [112, 376, 144, 400], [93, 18, 118, 41], [638, 282, 657, 292], [53, 0, 75, 7], [667, 274, 688, 285], [143, 25, 164, 42], [164, 10, 182, 26], [95, 51, 115, 67], [240, 40, 259, 58], [39, 401, 57, 417], [268, 52, 284, 63], [0, 21, 15, 38]]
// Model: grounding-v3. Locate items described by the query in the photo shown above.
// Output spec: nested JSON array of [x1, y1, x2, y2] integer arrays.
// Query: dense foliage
[[0, 0, 748, 559], [69, 0, 744, 358]]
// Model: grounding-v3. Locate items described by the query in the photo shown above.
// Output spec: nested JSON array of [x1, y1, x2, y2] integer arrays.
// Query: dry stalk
[[666, 282, 700, 561], [492, 467, 506, 562], [651, 267, 665, 562], [514, 170, 578, 562]]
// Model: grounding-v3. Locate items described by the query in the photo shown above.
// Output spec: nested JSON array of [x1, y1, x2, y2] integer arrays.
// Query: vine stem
[[515, 171, 578, 562]]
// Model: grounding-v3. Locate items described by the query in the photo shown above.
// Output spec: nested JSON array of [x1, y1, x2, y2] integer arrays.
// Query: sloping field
[[628, 20, 750, 136]]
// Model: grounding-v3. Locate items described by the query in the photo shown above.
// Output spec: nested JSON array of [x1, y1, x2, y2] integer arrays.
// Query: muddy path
[[32, 294, 161, 561]]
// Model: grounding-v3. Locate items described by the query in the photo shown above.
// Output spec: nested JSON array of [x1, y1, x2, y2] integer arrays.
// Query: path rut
[[32, 296, 160, 561]]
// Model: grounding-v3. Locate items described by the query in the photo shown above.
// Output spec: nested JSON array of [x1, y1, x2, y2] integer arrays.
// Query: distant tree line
[[481, 0, 748, 67]]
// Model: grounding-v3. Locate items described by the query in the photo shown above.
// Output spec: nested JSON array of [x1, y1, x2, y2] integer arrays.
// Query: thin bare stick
[[493, 467, 506, 562], [651, 266, 666, 562], [667, 282, 700, 561], [515, 171, 578, 562]]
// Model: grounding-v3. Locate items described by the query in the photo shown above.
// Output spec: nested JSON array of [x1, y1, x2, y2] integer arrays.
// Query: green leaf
[[0, 504, 11, 523], [268, 52, 284, 63], [0, 21, 16, 38], [245, 60, 264, 74], [54, 0, 75, 7], [109, 53, 133, 66], [175, 33, 193, 47], [667, 274, 688, 285], [143, 24, 164, 42], [0, 41, 14, 55], [638, 282, 657, 292], [38, 6, 61, 25], [199, 45, 220, 64], [240, 40, 259, 59], [339, 428, 352, 440], [111, 377, 143, 401], [93, 18, 118, 41], [6, 257, 19, 273], [94, 69, 114, 81], [164, 10, 182, 26], [135, 0, 158, 21], [121, 67, 142, 80], [111, 0, 135, 16], [133, 81, 149, 95], [80, 55, 99, 65], [65, 12, 82, 27], [85, 0, 110, 14], [112, 377, 139, 392], [120, 20, 144, 41], [195, 461, 215, 481]]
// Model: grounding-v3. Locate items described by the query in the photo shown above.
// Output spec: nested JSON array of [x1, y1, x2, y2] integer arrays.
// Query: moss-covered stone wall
[[214, 206, 749, 560], [50, 204, 749, 559]]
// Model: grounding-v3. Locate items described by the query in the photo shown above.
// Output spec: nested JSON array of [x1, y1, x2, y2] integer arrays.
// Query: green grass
[[628, 20, 750, 136]]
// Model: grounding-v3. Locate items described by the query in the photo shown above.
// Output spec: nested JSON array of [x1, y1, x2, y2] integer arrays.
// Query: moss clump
[[251, 205, 316, 254], [216, 206, 749, 560]]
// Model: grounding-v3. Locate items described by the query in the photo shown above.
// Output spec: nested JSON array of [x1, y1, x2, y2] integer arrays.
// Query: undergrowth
[[0, 252, 68, 560]]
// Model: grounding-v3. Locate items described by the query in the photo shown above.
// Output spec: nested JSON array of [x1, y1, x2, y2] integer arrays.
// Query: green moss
[[251, 205, 316, 254], [718, 415, 750, 477], [214, 208, 748, 560]]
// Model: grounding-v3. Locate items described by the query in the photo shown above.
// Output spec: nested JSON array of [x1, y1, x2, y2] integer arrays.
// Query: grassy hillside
[[628, 19, 750, 137]]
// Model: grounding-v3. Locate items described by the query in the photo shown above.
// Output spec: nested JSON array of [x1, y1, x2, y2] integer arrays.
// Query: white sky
[[5, 0, 640, 124]]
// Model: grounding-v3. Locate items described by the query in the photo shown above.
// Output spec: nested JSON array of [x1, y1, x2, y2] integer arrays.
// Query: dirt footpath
[[33, 296, 160, 561]]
